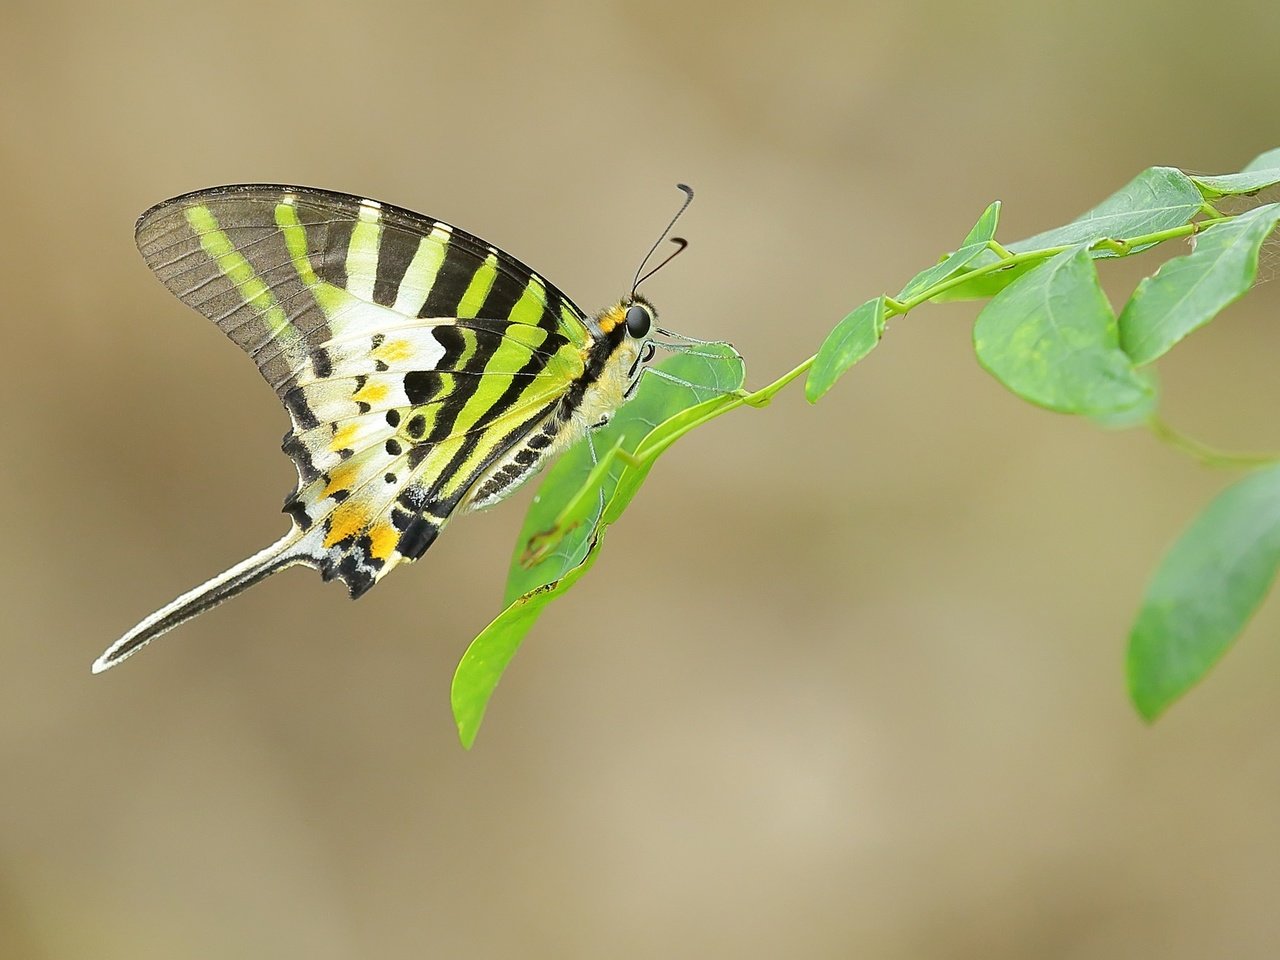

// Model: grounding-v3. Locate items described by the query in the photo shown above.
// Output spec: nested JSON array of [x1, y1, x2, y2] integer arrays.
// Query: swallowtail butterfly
[[93, 184, 698, 673]]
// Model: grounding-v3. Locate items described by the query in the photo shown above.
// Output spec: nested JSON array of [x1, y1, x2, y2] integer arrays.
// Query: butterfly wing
[[136, 184, 594, 581], [96, 186, 595, 671]]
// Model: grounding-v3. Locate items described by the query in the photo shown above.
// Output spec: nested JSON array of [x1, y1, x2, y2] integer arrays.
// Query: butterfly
[[93, 183, 699, 673]]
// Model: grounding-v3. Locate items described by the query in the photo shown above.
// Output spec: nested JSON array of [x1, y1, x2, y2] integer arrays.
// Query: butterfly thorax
[[461, 297, 654, 513], [571, 300, 646, 425]]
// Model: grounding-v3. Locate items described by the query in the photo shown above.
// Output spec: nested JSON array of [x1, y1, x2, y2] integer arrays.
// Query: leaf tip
[[1126, 626, 1172, 723], [1126, 678, 1166, 724], [803, 373, 828, 405]]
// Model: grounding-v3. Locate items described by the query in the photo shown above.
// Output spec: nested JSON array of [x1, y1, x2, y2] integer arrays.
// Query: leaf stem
[[1146, 416, 1280, 469], [739, 356, 816, 405], [1094, 237, 1133, 255]]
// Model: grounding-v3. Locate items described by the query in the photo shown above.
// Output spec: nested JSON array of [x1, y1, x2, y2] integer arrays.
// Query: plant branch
[[626, 212, 1248, 472]]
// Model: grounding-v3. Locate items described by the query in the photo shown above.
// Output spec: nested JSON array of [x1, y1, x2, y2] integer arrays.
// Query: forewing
[[133, 184, 594, 395]]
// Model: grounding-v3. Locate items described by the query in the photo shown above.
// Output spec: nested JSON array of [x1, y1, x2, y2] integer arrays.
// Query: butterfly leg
[[585, 430, 607, 520], [654, 326, 733, 347], [637, 365, 740, 401]]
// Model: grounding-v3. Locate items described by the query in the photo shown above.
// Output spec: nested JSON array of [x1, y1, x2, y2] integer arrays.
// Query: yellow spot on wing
[[353, 381, 389, 405], [325, 499, 370, 547], [374, 339, 414, 364], [323, 462, 361, 500], [331, 423, 360, 450], [367, 522, 399, 561]]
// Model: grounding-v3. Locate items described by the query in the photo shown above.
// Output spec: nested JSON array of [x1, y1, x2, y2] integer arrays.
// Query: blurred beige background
[[3, 0, 1280, 956]]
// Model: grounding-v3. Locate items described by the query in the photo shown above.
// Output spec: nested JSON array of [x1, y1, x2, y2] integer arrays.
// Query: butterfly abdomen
[[463, 412, 570, 511]]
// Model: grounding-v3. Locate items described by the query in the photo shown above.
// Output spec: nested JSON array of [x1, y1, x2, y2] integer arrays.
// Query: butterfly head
[[585, 294, 660, 410], [620, 295, 659, 387]]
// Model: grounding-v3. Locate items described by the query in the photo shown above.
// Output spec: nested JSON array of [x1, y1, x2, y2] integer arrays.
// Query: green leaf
[[451, 344, 746, 748], [1118, 203, 1280, 365], [938, 167, 1203, 302], [1128, 464, 1280, 721], [1190, 147, 1280, 198], [452, 531, 605, 749], [805, 296, 886, 403], [1007, 166, 1202, 256], [973, 246, 1153, 415], [896, 201, 1001, 300]]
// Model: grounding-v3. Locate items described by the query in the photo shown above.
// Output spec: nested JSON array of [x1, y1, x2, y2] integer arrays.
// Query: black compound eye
[[624, 304, 651, 338]]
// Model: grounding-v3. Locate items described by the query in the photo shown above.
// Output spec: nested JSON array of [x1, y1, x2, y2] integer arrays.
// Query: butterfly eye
[[624, 304, 652, 338]]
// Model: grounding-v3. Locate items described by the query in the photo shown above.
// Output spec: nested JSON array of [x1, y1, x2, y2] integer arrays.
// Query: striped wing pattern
[[135, 185, 593, 597]]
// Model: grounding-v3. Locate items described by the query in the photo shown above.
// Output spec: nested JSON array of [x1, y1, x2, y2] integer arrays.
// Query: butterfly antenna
[[634, 237, 689, 291], [631, 183, 695, 295]]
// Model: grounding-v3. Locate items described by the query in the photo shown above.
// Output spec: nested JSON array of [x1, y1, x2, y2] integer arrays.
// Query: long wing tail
[[92, 532, 311, 674]]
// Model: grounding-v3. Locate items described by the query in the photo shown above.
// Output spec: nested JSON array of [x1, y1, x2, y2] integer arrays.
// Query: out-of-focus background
[[4, 1, 1280, 956]]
